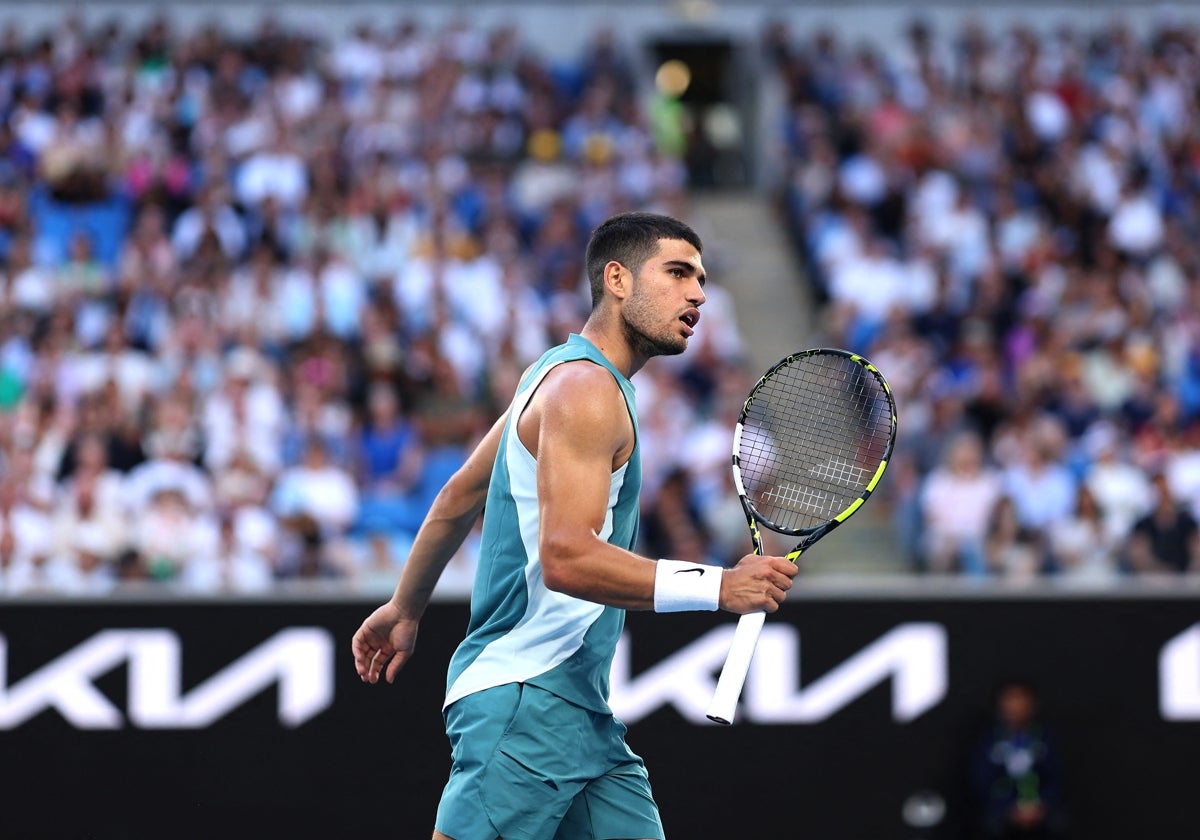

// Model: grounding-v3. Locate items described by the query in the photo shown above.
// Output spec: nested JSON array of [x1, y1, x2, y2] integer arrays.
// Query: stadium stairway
[[688, 189, 811, 374], [688, 189, 906, 578]]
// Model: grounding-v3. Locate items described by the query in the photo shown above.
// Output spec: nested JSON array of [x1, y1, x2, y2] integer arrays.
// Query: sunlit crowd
[[0, 12, 750, 595], [3, 9, 1198, 597], [770, 13, 1200, 579]]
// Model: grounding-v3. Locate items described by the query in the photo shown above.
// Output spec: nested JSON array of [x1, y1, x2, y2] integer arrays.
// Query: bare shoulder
[[543, 358, 621, 394], [522, 359, 632, 456], [536, 359, 626, 420]]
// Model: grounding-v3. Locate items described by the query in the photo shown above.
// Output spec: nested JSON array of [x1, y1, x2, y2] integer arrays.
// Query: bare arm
[[533, 363, 656, 608], [388, 410, 507, 619], [531, 363, 796, 612], [352, 410, 507, 683]]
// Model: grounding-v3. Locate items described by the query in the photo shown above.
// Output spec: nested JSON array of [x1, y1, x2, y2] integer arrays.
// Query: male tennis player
[[352, 211, 798, 840]]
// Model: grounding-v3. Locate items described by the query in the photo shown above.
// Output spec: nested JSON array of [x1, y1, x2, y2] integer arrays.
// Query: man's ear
[[604, 261, 630, 300]]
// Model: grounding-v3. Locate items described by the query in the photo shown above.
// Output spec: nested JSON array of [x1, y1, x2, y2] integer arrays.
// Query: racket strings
[[738, 354, 893, 532]]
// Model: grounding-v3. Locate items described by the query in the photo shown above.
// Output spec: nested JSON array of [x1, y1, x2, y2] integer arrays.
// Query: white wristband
[[654, 559, 722, 613]]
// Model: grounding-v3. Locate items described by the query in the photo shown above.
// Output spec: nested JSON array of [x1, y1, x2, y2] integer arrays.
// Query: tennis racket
[[706, 348, 897, 725]]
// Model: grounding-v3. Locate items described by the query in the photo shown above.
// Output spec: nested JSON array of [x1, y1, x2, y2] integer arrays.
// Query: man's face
[[620, 238, 706, 358]]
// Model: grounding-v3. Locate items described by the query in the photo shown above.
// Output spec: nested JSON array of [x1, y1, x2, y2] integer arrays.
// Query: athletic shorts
[[435, 681, 665, 840]]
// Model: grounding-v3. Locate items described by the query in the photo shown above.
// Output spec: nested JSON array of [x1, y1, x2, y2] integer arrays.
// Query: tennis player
[[352, 211, 798, 840]]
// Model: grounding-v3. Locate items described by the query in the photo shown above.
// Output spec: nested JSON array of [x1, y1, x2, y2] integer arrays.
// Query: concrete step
[[686, 189, 815, 373]]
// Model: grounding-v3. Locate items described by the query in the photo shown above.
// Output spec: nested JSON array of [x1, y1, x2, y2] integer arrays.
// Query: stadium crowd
[[771, 13, 1200, 579], [3, 8, 1199, 596], [0, 11, 752, 595]]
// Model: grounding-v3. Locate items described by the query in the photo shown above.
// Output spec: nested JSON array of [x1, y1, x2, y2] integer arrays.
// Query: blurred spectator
[[1079, 421, 1153, 547], [220, 245, 288, 348], [49, 431, 127, 554], [352, 381, 426, 539], [131, 486, 219, 582], [1162, 421, 1200, 520], [234, 116, 309, 213], [919, 430, 1003, 575], [279, 372, 354, 468], [201, 346, 284, 477], [124, 393, 212, 515], [117, 205, 180, 298], [71, 320, 159, 415], [985, 496, 1046, 581], [38, 102, 107, 203], [1000, 418, 1077, 536], [5, 233, 55, 314], [179, 512, 274, 594], [1126, 471, 1200, 574], [171, 182, 245, 264], [60, 522, 121, 594], [639, 466, 714, 567], [0, 478, 55, 593], [1045, 484, 1119, 582], [270, 437, 358, 578], [969, 679, 1069, 840], [355, 380, 419, 491], [368, 383, 480, 538]]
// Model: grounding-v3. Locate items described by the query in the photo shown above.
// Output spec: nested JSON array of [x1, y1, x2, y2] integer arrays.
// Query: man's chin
[[625, 324, 690, 358], [654, 335, 689, 357]]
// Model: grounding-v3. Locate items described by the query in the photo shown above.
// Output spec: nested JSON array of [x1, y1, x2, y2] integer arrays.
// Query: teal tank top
[[443, 334, 641, 714]]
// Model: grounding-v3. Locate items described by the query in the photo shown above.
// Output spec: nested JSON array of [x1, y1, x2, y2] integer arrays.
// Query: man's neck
[[579, 322, 644, 379]]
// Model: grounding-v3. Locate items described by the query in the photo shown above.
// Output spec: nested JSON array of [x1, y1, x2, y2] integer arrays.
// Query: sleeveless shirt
[[444, 334, 641, 714]]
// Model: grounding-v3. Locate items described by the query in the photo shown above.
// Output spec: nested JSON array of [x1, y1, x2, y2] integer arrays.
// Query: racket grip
[[706, 610, 767, 725]]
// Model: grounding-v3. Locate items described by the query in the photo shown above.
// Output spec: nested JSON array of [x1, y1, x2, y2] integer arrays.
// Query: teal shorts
[[435, 682, 664, 840]]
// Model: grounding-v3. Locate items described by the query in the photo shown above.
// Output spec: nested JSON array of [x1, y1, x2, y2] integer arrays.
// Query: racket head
[[732, 348, 896, 542]]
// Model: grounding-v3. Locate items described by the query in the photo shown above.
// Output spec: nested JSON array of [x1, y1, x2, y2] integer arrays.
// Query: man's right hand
[[718, 554, 799, 613], [352, 602, 420, 684]]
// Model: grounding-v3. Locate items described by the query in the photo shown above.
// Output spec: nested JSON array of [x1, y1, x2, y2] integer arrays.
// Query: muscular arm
[[530, 363, 657, 609], [355, 361, 796, 684], [389, 410, 508, 619], [353, 410, 507, 683], [529, 363, 797, 612]]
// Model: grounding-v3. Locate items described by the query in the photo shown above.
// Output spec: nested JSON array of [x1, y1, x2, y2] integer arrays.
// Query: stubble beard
[[622, 312, 687, 359], [624, 324, 681, 360]]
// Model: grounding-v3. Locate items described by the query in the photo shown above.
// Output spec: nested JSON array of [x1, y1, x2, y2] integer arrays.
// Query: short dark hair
[[584, 212, 703, 308]]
